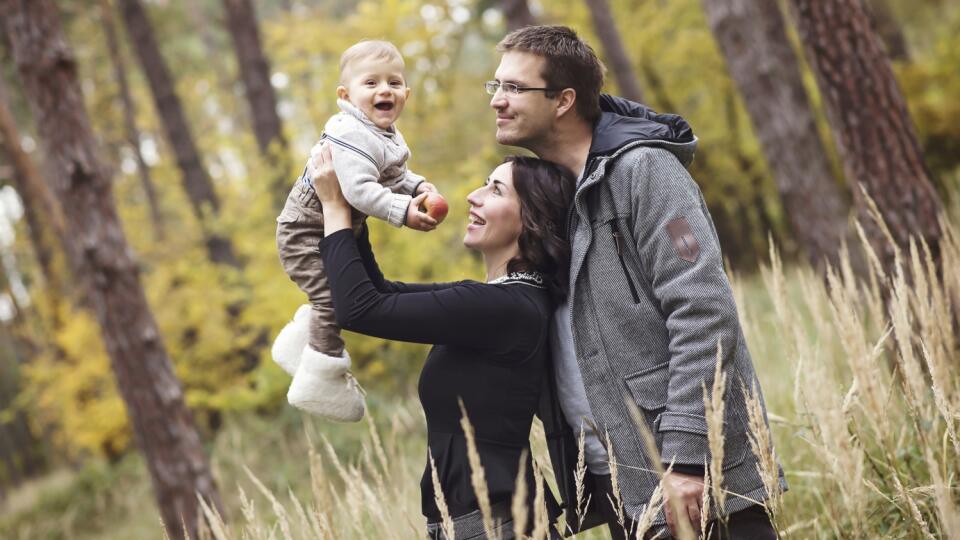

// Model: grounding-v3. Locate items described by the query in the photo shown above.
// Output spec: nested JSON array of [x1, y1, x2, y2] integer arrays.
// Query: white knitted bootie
[[287, 347, 366, 422], [270, 304, 312, 376]]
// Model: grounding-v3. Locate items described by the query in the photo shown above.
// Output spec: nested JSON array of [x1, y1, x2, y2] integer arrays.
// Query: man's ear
[[555, 88, 577, 119], [336, 85, 349, 100]]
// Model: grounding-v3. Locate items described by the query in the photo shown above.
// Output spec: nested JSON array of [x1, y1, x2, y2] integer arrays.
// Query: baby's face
[[338, 57, 410, 130]]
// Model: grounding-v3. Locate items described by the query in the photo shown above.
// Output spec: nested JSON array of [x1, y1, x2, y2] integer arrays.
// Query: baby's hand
[[405, 193, 438, 232], [415, 182, 438, 194]]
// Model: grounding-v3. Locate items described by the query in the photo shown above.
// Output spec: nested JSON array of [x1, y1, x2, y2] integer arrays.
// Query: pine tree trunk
[[786, 0, 943, 273], [0, 2, 224, 538], [500, 0, 535, 31], [221, 0, 289, 210], [116, 0, 239, 267], [583, 0, 645, 104], [703, 0, 849, 271], [0, 77, 68, 290], [100, 0, 165, 241]]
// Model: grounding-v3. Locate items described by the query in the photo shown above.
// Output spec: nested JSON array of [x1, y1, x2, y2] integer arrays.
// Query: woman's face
[[463, 162, 523, 255]]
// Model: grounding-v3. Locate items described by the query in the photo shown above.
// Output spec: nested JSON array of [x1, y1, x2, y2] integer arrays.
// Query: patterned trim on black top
[[488, 271, 546, 288]]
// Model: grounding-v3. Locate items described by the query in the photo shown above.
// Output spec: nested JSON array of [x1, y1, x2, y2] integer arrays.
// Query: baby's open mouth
[[374, 102, 394, 111]]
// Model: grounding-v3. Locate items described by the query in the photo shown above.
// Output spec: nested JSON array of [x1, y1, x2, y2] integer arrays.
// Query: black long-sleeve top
[[320, 227, 552, 521]]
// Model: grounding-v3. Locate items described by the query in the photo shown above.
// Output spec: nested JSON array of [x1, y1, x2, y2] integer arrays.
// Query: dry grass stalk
[[196, 494, 231, 540], [306, 441, 335, 538], [891, 471, 936, 540], [531, 459, 549, 540], [603, 430, 628, 537], [889, 257, 932, 419], [573, 427, 591, 531], [458, 399, 497, 540], [632, 465, 666, 539], [699, 464, 711, 538], [922, 445, 960, 539], [511, 450, 529, 540], [242, 466, 293, 539], [743, 382, 782, 525], [825, 264, 893, 444], [703, 340, 727, 515], [366, 415, 391, 479], [429, 449, 455, 540], [795, 339, 869, 529]]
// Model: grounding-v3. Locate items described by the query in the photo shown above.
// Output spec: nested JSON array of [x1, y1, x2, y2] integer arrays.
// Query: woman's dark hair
[[503, 156, 576, 303]]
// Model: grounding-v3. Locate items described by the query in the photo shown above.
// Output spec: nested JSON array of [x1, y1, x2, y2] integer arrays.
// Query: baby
[[272, 40, 441, 421]]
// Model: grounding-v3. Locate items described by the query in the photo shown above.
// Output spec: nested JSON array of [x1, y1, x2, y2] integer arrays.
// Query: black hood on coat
[[587, 94, 697, 168]]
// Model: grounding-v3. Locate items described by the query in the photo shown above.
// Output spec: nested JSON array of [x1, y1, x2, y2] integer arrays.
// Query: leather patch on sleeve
[[666, 217, 700, 263]]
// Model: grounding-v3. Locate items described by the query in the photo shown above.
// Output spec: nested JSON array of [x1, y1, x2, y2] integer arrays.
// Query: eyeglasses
[[485, 81, 559, 96]]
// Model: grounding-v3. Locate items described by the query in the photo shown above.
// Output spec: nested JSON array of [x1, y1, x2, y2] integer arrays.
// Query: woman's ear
[[555, 88, 577, 119], [336, 86, 349, 100]]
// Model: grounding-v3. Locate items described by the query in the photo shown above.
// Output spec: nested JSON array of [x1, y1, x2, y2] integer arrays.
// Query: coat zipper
[[611, 222, 641, 303]]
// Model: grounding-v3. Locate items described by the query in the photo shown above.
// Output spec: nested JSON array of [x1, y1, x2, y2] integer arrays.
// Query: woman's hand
[[308, 142, 352, 234], [308, 142, 348, 208]]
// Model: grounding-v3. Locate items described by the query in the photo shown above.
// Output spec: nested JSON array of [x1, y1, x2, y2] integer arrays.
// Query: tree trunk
[[702, 0, 850, 272], [116, 0, 239, 267], [99, 0, 165, 241], [0, 77, 68, 291], [786, 0, 943, 274], [221, 0, 289, 211], [583, 0, 645, 104], [0, 2, 224, 538], [500, 0, 535, 31]]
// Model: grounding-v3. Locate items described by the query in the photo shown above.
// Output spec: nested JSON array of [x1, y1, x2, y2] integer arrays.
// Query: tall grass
[[2, 219, 959, 539]]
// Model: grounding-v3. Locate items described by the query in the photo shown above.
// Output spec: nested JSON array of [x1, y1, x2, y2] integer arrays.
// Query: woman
[[310, 143, 574, 539]]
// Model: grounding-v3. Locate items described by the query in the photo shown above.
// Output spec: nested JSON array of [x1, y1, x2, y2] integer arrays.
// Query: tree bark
[[500, 0, 535, 31], [786, 0, 943, 274], [99, 0, 165, 241], [702, 0, 849, 272], [583, 0, 645, 104], [116, 0, 239, 266], [221, 0, 289, 210], [0, 2, 224, 538], [0, 77, 68, 291]]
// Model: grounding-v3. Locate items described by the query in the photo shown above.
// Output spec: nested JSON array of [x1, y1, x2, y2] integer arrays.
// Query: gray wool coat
[[545, 95, 786, 535]]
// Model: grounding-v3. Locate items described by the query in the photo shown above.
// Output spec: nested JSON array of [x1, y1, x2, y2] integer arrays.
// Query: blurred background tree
[[0, 0, 957, 533]]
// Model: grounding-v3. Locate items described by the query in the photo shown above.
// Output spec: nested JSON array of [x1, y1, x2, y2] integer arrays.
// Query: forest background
[[1, 0, 959, 538]]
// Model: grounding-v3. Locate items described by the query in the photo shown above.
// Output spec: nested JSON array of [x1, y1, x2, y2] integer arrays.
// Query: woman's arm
[[321, 228, 539, 348], [355, 225, 463, 294]]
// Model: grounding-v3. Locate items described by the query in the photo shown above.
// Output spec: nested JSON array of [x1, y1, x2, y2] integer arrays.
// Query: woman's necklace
[[487, 271, 546, 288]]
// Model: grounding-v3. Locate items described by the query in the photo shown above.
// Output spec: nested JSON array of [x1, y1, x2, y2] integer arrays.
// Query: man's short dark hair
[[497, 25, 605, 122]]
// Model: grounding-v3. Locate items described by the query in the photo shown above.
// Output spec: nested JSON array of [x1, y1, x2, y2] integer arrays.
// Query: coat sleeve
[[325, 130, 412, 227], [627, 147, 743, 468]]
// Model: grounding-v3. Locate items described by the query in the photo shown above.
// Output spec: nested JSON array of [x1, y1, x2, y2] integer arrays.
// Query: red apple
[[419, 192, 449, 223]]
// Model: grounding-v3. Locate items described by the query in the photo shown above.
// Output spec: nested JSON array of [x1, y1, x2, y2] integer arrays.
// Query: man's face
[[490, 51, 558, 149]]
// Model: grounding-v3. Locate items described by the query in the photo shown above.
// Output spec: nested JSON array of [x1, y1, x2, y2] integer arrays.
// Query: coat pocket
[[276, 206, 301, 224], [623, 363, 670, 451], [624, 364, 749, 472]]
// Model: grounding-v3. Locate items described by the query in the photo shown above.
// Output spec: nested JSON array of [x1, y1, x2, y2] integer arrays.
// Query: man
[[489, 26, 786, 539]]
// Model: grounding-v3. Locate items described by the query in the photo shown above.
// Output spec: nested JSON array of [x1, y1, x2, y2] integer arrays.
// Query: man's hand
[[415, 181, 438, 194], [663, 471, 705, 536], [405, 193, 438, 232]]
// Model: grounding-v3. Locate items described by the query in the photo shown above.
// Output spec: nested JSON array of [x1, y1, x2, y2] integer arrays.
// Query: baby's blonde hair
[[339, 40, 405, 83]]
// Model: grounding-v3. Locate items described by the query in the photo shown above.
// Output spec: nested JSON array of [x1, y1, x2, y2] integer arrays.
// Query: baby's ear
[[404, 86, 411, 99], [336, 86, 349, 100]]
